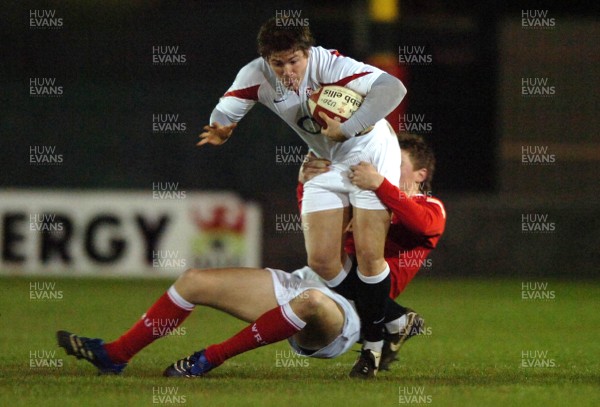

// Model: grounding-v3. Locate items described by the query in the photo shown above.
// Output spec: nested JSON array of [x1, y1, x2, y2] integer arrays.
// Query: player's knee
[[295, 289, 328, 319], [307, 255, 339, 279], [355, 248, 384, 275], [355, 245, 378, 263], [178, 268, 199, 284], [176, 268, 212, 297]]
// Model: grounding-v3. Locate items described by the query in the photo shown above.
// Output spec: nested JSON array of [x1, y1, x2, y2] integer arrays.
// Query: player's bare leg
[[352, 208, 390, 277], [174, 267, 278, 322], [349, 207, 391, 378], [302, 207, 351, 281], [290, 289, 345, 350]]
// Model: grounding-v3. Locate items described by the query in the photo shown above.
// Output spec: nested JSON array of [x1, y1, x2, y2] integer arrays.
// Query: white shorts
[[268, 266, 360, 359], [301, 120, 401, 214]]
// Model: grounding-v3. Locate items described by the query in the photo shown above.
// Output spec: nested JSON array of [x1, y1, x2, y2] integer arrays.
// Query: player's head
[[257, 17, 314, 91], [257, 17, 314, 58], [398, 133, 436, 195]]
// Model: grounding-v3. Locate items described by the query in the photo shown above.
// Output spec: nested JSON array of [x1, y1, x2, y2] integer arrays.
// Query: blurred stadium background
[[1, 1, 599, 405], [1, 0, 597, 278]]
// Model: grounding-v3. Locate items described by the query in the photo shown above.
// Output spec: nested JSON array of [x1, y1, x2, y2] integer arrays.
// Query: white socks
[[385, 314, 407, 335]]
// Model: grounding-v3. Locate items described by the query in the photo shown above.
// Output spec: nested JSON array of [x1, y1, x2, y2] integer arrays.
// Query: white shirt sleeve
[[212, 59, 265, 123], [314, 47, 385, 96]]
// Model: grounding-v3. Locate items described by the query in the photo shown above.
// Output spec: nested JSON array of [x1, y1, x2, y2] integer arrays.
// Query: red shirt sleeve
[[375, 178, 446, 236], [296, 182, 304, 214]]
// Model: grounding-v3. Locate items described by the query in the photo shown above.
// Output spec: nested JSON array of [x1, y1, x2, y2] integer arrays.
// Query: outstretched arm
[[197, 108, 237, 146], [197, 61, 262, 147]]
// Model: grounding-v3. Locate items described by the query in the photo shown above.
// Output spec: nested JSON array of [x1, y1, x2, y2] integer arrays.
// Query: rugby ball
[[307, 85, 364, 128]]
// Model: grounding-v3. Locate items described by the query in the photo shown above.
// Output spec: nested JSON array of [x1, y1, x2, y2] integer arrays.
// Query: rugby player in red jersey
[[298, 133, 446, 374]]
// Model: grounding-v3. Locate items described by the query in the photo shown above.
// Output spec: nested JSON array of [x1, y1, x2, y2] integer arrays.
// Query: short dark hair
[[398, 133, 436, 193], [257, 17, 314, 58]]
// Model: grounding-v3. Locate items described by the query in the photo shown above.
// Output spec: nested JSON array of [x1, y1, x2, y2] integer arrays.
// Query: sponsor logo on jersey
[[297, 115, 321, 134]]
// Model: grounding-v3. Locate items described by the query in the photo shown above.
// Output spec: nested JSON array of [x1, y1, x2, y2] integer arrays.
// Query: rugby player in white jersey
[[197, 17, 406, 377]]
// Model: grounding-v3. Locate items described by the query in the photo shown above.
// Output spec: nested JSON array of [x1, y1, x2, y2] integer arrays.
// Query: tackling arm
[[376, 178, 446, 236]]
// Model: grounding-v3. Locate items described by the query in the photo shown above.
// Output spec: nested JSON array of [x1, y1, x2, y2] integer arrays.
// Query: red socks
[[103, 287, 307, 367], [104, 286, 194, 364], [204, 303, 306, 366]]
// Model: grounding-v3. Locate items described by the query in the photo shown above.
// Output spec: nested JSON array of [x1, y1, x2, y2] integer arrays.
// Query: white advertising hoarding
[[0, 190, 261, 277]]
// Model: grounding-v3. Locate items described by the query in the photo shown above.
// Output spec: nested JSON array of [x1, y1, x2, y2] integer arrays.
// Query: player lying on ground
[[298, 133, 446, 377], [198, 17, 407, 376], [57, 136, 443, 379], [57, 266, 360, 376]]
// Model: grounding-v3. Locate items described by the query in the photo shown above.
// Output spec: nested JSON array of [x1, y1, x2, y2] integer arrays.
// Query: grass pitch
[[0, 276, 598, 406]]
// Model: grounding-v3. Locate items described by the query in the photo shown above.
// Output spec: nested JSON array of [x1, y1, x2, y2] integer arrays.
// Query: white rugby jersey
[[212, 46, 393, 160]]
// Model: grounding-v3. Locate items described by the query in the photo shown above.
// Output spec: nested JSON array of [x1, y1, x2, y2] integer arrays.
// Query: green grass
[[0, 276, 599, 406]]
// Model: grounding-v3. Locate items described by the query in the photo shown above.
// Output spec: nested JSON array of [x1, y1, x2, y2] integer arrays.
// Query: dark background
[[2, 1, 598, 276]]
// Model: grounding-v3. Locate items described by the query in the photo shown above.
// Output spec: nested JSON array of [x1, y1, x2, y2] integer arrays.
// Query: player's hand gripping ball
[[307, 85, 364, 128]]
